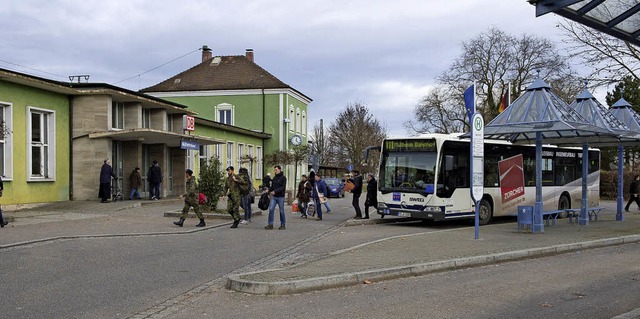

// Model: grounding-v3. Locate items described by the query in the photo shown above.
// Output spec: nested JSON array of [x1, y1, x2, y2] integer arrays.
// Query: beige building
[[70, 84, 221, 200]]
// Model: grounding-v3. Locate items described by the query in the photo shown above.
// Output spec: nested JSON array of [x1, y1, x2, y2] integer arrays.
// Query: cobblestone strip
[[126, 222, 347, 319]]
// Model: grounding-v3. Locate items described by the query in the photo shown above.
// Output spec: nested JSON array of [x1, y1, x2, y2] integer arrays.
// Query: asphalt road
[[172, 242, 640, 319], [3, 195, 637, 319]]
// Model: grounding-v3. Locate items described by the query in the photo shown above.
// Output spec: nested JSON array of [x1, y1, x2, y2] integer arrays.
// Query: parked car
[[324, 178, 345, 198]]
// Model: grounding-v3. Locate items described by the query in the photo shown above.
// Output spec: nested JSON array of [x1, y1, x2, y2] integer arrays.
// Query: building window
[[142, 108, 151, 129], [214, 144, 222, 159], [302, 111, 307, 136], [289, 106, 295, 132], [166, 114, 174, 132], [238, 143, 244, 167], [0, 103, 13, 179], [247, 145, 254, 177], [199, 145, 210, 168], [226, 142, 234, 169], [216, 103, 234, 125], [256, 146, 263, 178], [28, 107, 55, 180], [111, 101, 124, 129]]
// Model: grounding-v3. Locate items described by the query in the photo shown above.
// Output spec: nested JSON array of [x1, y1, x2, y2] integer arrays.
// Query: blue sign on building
[[347, 164, 353, 171], [180, 139, 199, 150]]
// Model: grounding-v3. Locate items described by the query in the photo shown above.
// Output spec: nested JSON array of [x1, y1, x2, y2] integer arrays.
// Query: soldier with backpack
[[225, 166, 247, 228], [238, 167, 254, 224], [173, 169, 205, 227]]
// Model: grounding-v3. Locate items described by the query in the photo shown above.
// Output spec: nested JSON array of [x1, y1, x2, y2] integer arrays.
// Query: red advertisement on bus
[[498, 154, 525, 206]]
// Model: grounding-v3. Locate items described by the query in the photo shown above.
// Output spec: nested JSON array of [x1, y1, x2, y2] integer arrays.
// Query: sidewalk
[[227, 200, 640, 295]]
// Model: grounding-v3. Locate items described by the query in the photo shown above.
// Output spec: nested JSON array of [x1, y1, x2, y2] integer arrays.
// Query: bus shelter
[[608, 97, 640, 218], [483, 77, 622, 231], [566, 88, 640, 222]]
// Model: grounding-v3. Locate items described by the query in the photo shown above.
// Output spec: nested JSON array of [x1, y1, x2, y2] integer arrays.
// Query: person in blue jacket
[[312, 173, 329, 221]]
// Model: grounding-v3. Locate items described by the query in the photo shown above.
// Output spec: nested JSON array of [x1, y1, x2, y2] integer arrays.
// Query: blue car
[[324, 178, 345, 198]]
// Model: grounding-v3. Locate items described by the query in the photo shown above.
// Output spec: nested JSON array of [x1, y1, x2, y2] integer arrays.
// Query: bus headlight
[[378, 203, 389, 210], [422, 206, 442, 212]]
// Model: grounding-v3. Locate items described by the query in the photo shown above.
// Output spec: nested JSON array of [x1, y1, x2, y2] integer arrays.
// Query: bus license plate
[[399, 212, 411, 217]]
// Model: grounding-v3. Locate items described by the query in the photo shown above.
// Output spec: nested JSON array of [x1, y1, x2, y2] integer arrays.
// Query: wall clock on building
[[290, 134, 303, 146]]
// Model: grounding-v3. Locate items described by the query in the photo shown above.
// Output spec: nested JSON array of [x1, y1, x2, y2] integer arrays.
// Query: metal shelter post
[[579, 143, 589, 225], [617, 144, 625, 221], [533, 132, 544, 233]]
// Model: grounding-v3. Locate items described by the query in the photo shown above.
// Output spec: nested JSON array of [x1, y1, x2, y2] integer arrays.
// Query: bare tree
[[404, 85, 466, 134], [327, 103, 386, 173], [559, 20, 640, 87], [407, 27, 580, 134], [310, 120, 331, 166]]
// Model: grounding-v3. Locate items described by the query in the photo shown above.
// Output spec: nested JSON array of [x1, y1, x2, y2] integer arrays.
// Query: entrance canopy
[[530, 0, 640, 47], [89, 128, 224, 147]]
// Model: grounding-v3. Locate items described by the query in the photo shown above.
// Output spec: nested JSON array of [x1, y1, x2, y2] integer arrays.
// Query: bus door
[[437, 142, 473, 213]]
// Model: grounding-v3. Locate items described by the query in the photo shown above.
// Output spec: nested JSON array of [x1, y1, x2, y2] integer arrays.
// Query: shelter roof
[[484, 77, 616, 145], [610, 97, 640, 133], [530, 0, 640, 47]]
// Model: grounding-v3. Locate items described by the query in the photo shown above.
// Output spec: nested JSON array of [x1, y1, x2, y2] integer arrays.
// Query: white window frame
[[226, 141, 234, 169], [27, 107, 56, 181], [296, 108, 301, 133], [111, 101, 124, 130], [256, 146, 263, 178], [199, 145, 210, 168], [238, 143, 244, 166], [247, 145, 254, 177], [216, 103, 234, 125], [302, 111, 307, 136], [214, 144, 222, 159], [289, 106, 295, 132], [0, 102, 13, 180]]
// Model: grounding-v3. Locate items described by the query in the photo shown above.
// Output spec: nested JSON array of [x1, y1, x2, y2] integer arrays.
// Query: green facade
[[0, 81, 70, 204]]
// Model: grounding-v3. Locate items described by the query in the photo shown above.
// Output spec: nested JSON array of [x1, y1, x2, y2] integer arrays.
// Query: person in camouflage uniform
[[173, 169, 205, 227], [225, 166, 247, 228]]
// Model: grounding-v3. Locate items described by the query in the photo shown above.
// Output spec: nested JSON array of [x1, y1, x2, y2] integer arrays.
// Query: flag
[[498, 92, 508, 113], [463, 84, 475, 122]]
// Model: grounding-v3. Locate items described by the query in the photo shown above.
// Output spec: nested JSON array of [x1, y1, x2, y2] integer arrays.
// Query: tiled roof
[[140, 55, 294, 93]]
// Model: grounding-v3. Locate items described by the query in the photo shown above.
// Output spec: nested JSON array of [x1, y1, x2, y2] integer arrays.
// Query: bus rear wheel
[[479, 199, 492, 225]]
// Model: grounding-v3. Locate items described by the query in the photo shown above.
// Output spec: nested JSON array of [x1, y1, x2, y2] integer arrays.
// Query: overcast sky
[[0, 0, 571, 137]]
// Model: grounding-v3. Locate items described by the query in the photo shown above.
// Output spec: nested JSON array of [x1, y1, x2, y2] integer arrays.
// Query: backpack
[[239, 174, 250, 196], [198, 192, 207, 205]]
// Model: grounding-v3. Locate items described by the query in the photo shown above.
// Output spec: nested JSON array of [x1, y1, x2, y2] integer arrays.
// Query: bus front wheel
[[479, 199, 492, 225], [557, 194, 570, 218]]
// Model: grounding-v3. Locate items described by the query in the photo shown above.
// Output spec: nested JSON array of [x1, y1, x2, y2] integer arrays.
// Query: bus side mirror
[[425, 184, 434, 194]]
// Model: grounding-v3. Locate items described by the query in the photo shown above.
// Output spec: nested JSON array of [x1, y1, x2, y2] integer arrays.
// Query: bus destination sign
[[384, 140, 436, 152]]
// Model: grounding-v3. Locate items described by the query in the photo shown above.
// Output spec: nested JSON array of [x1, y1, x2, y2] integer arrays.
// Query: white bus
[[367, 134, 600, 224]]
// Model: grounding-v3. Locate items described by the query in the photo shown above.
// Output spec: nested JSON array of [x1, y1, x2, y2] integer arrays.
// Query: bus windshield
[[380, 151, 437, 193]]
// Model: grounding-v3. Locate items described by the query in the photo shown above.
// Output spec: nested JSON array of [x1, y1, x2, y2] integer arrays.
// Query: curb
[[0, 221, 233, 250], [226, 234, 640, 295], [611, 307, 640, 319]]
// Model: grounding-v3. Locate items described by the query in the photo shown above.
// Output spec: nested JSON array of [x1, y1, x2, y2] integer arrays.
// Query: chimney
[[202, 45, 212, 62], [246, 48, 254, 62]]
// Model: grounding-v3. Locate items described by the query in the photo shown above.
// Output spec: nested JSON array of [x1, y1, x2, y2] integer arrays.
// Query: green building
[[141, 46, 312, 190]]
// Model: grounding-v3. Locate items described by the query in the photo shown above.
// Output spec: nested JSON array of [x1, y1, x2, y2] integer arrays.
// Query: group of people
[[98, 159, 163, 203], [295, 169, 378, 221]]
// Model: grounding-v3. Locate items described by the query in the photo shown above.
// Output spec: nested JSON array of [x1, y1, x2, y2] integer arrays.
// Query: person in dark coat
[[625, 174, 640, 212], [262, 173, 272, 191], [364, 173, 378, 219], [296, 174, 312, 218], [312, 173, 328, 221], [147, 160, 162, 200], [98, 159, 116, 203], [348, 169, 363, 219], [129, 167, 142, 200], [265, 166, 287, 229]]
